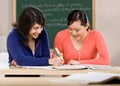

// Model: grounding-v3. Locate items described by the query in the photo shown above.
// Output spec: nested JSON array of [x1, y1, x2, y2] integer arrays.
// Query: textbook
[[50, 64, 116, 70], [10, 64, 118, 70], [51, 65, 87, 70], [51, 72, 120, 84]]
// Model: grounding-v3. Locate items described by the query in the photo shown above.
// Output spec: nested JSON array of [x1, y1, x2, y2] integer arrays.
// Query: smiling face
[[68, 20, 88, 41], [29, 23, 43, 39]]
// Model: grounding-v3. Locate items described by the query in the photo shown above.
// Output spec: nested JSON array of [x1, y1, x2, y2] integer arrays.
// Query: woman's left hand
[[67, 59, 80, 65], [10, 60, 19, 67]]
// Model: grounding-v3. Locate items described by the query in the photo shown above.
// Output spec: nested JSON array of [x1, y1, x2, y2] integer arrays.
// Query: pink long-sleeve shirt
[[54, 29, 110, 65]]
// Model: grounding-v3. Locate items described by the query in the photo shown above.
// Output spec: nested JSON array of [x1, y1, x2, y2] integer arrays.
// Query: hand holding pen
[[49, 47, 64, 66]]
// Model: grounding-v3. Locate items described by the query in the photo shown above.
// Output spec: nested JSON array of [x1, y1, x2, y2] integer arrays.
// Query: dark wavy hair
[[67, 10, 89, 30], [13, 7, 46, 43]]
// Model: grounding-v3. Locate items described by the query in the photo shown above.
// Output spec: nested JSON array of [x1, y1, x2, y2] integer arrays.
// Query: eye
[[69, 28, 72, 31], [40, 26, 43, 30], [33, 27, 39, 30], [76, 30, 80, 32]]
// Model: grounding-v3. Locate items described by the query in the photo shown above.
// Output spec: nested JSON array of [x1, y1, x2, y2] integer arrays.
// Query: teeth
[[35, 34, 38, 37]]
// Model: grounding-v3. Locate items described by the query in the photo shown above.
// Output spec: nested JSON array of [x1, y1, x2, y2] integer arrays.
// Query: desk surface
[[0, 77, 120, 86], [0, 66, 120, 86], [1, 66, 120, 75]]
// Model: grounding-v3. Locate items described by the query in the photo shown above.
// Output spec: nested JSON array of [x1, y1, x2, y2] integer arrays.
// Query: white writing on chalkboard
[[22, 3, 91, 27]]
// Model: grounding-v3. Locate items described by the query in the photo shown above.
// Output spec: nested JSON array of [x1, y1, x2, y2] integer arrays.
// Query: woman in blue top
[[7, 7, 64, 66]]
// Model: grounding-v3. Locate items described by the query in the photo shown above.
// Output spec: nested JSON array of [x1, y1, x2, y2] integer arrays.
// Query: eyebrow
[[68, 27, 80, 30]]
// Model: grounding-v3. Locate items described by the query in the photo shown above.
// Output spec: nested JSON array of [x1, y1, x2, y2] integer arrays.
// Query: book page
[[87, 64, 115, 70], [66, 72, 120, 84], [51, 72, 120, 84], [10, 64, 119, 71], [50, 65, 88, 70]]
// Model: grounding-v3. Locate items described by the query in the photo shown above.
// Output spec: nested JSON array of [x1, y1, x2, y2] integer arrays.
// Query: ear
[[85, 22, 89, 30]]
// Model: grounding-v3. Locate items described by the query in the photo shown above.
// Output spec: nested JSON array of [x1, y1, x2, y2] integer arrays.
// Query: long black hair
[[13, 7, 46, 43], [67, 10, 90, 30]]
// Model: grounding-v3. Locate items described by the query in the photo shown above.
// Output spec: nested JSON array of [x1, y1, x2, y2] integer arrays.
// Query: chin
[[33, 36, 38, 39], [76, 39, 80, 41], [74, 37, 80, 40]]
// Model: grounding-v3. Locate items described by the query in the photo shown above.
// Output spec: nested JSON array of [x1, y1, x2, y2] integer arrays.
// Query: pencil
[[54, 47, 63, 60]]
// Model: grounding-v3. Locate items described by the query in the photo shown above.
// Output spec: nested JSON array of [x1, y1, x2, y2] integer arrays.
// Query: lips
[[33, 33, 39, 38], [73, 35, 78, 38]]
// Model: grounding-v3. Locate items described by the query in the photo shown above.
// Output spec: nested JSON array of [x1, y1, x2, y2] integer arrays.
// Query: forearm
[[15, 56, 49, 66], [80, 57, 110, 65]]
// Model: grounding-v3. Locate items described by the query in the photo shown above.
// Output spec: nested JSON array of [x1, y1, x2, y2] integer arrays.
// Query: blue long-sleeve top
[[7, 28, 50, 66]]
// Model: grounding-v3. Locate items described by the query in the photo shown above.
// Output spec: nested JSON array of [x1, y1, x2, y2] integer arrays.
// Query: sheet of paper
[[87, 64, 115, 70], [13, 65, 87, 70], [51, 72, 120, 84], [50, 65, 88, 70], [10, 64, 118, 71], [17, 66, 57, 70], [51, 64, 116, 70]]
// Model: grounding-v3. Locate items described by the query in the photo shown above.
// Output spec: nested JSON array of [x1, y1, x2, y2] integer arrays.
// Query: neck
[[80, 31, 88, 43], [28, 38, 35, 53]]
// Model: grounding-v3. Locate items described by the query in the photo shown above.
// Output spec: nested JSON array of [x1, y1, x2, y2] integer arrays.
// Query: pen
[[54, 47, 63, 60]]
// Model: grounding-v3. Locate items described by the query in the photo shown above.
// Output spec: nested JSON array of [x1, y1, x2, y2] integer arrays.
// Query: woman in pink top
[[54, 10, 110, 65]]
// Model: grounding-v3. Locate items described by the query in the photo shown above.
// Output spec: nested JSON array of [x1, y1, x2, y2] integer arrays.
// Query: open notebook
[[51, 65, 88, 70], [51, 72, 120, 84], [10, 64, 119, 70], [50, 64, 117, 70]]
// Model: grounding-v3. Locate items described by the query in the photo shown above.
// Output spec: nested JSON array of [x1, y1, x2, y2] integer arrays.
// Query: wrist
[[48, 58, 53, 65]]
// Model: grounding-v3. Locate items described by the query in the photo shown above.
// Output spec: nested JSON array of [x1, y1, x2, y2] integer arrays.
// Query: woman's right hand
[[49, 55, 64, 66]]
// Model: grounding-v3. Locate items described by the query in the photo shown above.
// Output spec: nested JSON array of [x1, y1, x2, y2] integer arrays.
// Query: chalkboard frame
[[13, 0, 96, 48]]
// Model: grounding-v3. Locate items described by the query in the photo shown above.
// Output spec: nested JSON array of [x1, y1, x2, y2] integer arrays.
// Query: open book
[[51, 72, 120, 84], [9, 64, 119, 70], [50, 64, 116, 70], [51, 65, 87, 70]]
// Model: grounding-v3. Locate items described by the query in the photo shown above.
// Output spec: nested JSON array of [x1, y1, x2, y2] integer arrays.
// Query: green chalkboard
[[14, 0, 95, 48]]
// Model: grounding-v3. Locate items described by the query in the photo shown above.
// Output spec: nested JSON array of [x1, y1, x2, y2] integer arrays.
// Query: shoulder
[[7, 28, 21, 40], [88, 30, 104, 41], [56, 29, 69, 38], [8, 29, 18, 37], [89, 30, 103, 37]]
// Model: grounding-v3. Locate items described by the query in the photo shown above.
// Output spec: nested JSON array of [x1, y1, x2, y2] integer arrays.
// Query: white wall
[[96, 0, 120, 66], [0, 0, 120, 65], [0, 0, 12, 52], [0, 0, 8, 35], [0, 0, 8, 52]]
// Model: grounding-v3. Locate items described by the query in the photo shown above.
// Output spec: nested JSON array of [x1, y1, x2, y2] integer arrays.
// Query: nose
[[37, 28, 43, 34], [71, 30, 76, 36]]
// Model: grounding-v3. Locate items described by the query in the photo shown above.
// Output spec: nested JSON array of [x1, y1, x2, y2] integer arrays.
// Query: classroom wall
[[0, 0, 12, 52], [0, 0, 120, 65], [96, 0, 120, 66]]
